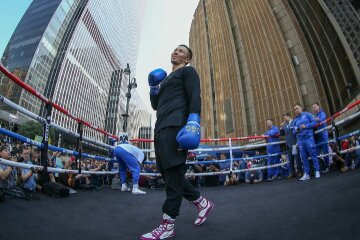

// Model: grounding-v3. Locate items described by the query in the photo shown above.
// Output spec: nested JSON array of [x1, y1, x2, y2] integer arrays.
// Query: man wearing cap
[[0, 145, 17, 189], [113, 132, 146, 194]]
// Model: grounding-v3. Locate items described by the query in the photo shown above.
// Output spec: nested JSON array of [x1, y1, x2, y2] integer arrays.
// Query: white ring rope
[[0, 95, 113, 149], [0, 158, 117, 175]]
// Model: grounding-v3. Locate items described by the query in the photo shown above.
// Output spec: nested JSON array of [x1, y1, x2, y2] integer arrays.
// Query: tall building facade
[[189, 0, 360, 138], [0, 0, 150, 142]]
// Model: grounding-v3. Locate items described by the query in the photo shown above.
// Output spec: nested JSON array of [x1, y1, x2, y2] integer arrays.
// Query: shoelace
[[151, 221, 167, 237], [196, 200, 208, 211]]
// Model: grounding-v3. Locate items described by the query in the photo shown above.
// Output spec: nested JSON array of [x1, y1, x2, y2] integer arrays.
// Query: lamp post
[[121, 63, 137, 132]]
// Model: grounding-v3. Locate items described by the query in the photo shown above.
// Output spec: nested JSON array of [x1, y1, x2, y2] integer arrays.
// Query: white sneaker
[[132, 188, 146, 194], [111, 179, 121, 190], [140, 213, 175, 239], [315, 171, 320, 179], [193, 196, 215, 226], [321, 168, 329, 173], [121, 186, 131, 192], [351, 160, 355, 169], [299, 174, 310, 181]]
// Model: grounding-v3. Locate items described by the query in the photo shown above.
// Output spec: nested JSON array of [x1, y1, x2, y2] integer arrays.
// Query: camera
[[70, 162, 77, 170], [16, 156, 24, 162], [101, 164, 107, 171]]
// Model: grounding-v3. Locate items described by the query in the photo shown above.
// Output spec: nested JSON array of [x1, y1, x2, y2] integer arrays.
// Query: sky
[[136, 0, 200, 114], [0, 0, 200, 125], [0, 1, 32, 56]]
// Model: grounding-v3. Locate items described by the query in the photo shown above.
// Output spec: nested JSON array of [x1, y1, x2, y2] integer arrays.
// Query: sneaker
[[321, 168, 329, 173], [351, 160, 355, 170], [121, 186, 131, 192], [286, 173, 294, 179], [132, 188, 146, 195], [299, 174, 310, 181], [315, 171, 320, 179], [193, 196, 215, 226], [140, 213, 175, 240], [341, 166, 348, 172], [111, 178, 121, 190]]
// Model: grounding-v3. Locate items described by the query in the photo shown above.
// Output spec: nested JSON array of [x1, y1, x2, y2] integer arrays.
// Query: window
[[224, 99, 234, 134]]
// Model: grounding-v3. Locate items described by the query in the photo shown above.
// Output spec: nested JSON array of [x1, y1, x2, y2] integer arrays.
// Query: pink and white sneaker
[[140, 213, 175, 240], [193, 196, 215, 226]]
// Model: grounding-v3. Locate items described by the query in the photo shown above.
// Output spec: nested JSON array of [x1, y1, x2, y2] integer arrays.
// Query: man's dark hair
[[19, 145, 27, 154], [283, 112, 291, 117], [179, 44, 192, 60], [266, 118, 274, 122], [294, 103, 302, 108]]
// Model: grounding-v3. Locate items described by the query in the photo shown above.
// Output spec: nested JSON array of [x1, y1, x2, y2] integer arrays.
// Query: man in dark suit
[[280, 112, 303, 178]]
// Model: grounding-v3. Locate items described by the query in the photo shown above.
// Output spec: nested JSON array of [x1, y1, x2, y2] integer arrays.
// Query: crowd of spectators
[[1, 102, 359, 201], [0, 140, 115, 201]]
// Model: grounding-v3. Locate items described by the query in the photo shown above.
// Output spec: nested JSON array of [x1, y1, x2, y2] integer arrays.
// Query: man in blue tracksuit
[[312, 103, 330, 172], [263, 119, 281, 181], [293, 103, 320, 181], [113, 132, 146, 194]]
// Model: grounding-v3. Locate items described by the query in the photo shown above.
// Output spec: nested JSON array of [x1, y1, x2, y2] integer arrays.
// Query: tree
[[17, 120, 55, 143]]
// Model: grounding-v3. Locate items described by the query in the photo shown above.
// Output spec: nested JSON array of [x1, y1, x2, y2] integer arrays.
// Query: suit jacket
[[280, 120, 297, 148]]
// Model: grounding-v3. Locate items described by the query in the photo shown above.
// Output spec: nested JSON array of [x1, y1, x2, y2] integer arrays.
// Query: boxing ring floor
[[1, 170, 360, 240]]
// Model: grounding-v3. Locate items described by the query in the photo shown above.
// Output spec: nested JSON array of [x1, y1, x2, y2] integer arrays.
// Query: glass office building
[[0, 0, 149, 141]]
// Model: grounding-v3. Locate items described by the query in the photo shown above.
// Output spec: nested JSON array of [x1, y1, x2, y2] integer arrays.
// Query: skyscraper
[[0, 0, 149, 141], [189, 0, 360, 138]]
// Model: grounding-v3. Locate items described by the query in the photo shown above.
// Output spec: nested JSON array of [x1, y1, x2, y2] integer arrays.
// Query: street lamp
[[121, 63, 137, 132]]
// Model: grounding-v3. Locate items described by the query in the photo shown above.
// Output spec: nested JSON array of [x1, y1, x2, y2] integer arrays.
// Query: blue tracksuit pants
[[114, 146, 140, 185], [315, 138, 329, 168], [298, 138, 320, 175]]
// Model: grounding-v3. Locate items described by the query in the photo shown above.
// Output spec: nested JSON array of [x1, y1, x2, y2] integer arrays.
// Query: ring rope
[[0, 127, 113, 162], [0, 64, 119, 140], [0, 94, 114, 149], [0, 158, 116, 175]]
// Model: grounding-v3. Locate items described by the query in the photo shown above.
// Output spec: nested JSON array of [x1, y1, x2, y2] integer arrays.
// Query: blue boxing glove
[[176, 113, 201, 150], [148, 68, 167, 95]]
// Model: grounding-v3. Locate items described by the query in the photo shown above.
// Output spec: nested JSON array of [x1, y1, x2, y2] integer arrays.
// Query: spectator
[[52, 151, 63, 180], [0, 145, 29, 200], [262, 118, 281, 181], [354, 135, 360, 168], [185, 152, 203, 187], [329, 142, 348, 172], [312, 103, 330, 172], [293, 103, 320, 181], [19, 146, 41, 193], [238, 154, 250, 183], [348, 136, 360, 169], [279, 154, 290, 178], [245, 168, 263, 184], [341, 139, 353, 169], [203, 155, 220, 187], [0, 145, 18, 189], [32, 147, 41, 165], [218, 153, 230, 186], [89, 160, 107, 187], [280, 112, 302, 178], [142, 162, 164, 189]]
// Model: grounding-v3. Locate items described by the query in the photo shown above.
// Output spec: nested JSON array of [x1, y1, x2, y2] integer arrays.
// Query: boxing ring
[[1, 63, 360, 240]]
